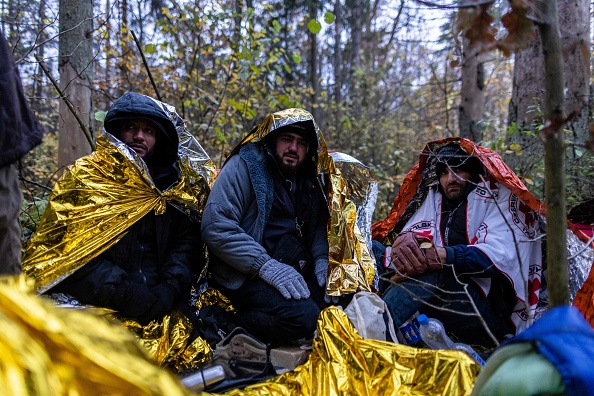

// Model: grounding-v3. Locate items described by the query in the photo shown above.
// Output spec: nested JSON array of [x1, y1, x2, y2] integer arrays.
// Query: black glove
[[136, 283, 177, 324]]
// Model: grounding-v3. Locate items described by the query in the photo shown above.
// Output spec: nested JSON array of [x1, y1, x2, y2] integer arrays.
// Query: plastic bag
[[343, 291, 398, 342]]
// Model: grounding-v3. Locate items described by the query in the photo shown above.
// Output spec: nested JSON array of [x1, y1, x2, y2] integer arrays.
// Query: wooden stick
[[130, 30, 162, 101]]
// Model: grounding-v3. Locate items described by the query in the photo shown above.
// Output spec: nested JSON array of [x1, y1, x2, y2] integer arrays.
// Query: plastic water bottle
[[417, 314, 485, 366]]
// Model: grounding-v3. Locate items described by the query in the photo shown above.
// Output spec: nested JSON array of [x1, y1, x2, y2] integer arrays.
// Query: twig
[[18, 176, 52, 192], [35, 55, 95, 151], [130, 30, 162, 101]]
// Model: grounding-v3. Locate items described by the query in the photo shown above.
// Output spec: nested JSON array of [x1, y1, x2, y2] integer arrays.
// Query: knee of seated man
[[281, 299, 320, 332]]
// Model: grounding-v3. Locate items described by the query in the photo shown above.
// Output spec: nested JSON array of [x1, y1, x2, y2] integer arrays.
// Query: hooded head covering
[[265, 119, 318, 165], [434, 143, 484, 179], [104, 92, 179, 169]]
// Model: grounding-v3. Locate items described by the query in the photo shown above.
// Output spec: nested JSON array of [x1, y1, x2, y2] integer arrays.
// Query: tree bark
[[308, 0, 320, 123], [459, 39, 484, 142], [32, 0, 47, 112], [350, 0, 362, 84], [332, 0, 342, 141], [58, 0, 94, 167], [507, 0, 589, 196], [537, 0, 568, 307]]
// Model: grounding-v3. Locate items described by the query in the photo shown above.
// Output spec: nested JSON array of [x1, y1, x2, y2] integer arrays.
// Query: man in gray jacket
[[201, 109, 331, 346]]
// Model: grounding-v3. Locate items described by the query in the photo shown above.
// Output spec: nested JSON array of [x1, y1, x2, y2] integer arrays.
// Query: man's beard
[[276, 153, 301, 176]]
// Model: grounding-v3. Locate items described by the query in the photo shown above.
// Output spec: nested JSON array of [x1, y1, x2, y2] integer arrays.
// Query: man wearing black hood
[[202, 109, 331, 346], [48, 92, 202, 324]]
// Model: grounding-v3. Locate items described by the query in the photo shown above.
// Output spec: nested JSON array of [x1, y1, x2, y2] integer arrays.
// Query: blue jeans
[[214, 268, 328, 346], [374, 241, 513, 347]]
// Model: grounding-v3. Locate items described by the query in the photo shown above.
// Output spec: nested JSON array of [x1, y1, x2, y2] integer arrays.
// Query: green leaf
[[292, 52, 302, 63], [324, 12, 335, 24], [272, 20, 281, 33], [183, 99, 191, 107], [144, 43, 157, 54], [308, 19, 322, 34], [284, 63, 291, 73], [95, 111, 107, 122], [215, 126, 226, 142], [227, 98, 244, 113]]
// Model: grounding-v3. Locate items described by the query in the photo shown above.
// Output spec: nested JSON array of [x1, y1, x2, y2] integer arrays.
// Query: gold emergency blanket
[[233, 108, 374, 294], [0, 276, 191, 395], [119, 288, 234, 372], [22, 129, 216, 293], [206, 306, 480, 396], [21, 99, 216, 372]]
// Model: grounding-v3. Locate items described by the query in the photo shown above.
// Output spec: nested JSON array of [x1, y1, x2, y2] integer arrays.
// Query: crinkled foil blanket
[[0, 277, 479, 396], [0, 276, 190, 395]]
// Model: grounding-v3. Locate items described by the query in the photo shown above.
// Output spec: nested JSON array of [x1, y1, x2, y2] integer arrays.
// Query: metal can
[[398, 317, 422, 345]]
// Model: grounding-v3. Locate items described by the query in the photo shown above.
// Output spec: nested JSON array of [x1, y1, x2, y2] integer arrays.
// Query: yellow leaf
[[524, 178, 534, 185], [509, 143, 521, 150]]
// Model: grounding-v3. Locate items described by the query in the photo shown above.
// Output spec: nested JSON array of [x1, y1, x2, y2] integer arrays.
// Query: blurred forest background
[[2, 0, 594, 234]]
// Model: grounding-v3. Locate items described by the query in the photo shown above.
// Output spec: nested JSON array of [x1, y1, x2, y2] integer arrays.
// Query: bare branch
[[35, 55, 95, 151], [130, 30, 162, 101]]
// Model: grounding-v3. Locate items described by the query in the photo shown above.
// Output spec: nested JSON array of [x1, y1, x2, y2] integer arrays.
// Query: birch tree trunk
[[58, 0, 94, 167]]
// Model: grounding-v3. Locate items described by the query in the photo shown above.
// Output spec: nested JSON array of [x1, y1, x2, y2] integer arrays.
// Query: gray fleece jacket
[[201, 142, 329, 290]]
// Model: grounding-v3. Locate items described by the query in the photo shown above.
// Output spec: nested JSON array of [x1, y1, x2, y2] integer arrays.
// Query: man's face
[[274, 131, 309, 175], [117, 119, 158, 159], [439, 166, 472, 201]]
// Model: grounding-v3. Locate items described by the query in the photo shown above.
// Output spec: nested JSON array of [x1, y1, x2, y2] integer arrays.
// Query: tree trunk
[[459, 39, 484, 142], [308, 0, 320, 123], [558, 0, 590, 197], [507, 0, 589, 197], [350, 0, 362, 86], [537, 0, 568, 307], [32, 0, 47, 113], [58, 0, 94, 167], [332, 0, 342, 142], [117, 0, 129, 94]]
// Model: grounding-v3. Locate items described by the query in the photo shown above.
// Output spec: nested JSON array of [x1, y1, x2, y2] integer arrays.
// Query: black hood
[[104, 92, 179, 169]]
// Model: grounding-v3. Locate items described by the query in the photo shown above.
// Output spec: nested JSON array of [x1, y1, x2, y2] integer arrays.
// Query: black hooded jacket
[[0, 32, 44, 167], [51, 93, 202, 324]]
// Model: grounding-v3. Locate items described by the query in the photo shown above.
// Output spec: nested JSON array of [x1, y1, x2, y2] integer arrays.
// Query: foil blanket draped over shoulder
[[20, 96, 216, 371], [22, 99, 216, 293], [0, 276, 192, 395], [236, 108, 375, 295], [202, 306, 479, 396]]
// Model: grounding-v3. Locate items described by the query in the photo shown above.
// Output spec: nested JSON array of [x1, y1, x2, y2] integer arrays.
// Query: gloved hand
[[324, 294, 341, 305], [421, 243, 447, 270], [136, 283, 177, 324], [390, 232, 432, 280], [259, 259, 310, 300], [314, 258, 329, 287]]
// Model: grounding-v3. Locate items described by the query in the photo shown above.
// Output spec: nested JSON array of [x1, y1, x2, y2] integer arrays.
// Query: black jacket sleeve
[[0, 32, 44, 166], [51, 206, 202, 323], [156, 205, 202, 297]]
